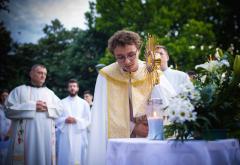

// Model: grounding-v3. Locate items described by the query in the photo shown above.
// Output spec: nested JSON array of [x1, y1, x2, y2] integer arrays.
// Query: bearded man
[[56, 79, 91, 165]]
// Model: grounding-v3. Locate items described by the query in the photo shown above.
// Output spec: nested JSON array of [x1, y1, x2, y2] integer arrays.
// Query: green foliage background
[[0, 0, 239, 98]]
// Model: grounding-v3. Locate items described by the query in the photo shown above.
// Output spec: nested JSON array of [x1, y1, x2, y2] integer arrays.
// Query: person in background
[[0, 89, 10, 141], [0, 90, 8, 105], [5, 64, 62, 165], [187, 70, 197, 81], [56, 79, 91, 165], [83, 90, 94, 148], [155, 45, 193, 94], [83, 90, 93, 109], [0, 89, 11, 165]]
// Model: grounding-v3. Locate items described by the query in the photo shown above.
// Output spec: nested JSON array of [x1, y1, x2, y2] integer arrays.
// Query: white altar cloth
[[106, 138, 240, 165]]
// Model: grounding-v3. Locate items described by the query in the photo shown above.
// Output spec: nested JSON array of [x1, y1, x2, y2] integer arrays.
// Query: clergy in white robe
[[0, 90, 11, 142], [155, 45, 193, 94], [56, 79, 91, 165], [87, 30, 176, 165], [5, 64, 62, 165], [163, 68, 193, 93], [0, 104, 11, 141], [0, 103, 11, 165]]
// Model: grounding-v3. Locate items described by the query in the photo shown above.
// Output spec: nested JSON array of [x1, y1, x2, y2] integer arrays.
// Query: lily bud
[[233, 55, 240, 76], [215, 48, 223, 60]]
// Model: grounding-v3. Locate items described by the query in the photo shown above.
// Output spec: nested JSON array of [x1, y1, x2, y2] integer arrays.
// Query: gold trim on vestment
[[99, 61, 152, 138]]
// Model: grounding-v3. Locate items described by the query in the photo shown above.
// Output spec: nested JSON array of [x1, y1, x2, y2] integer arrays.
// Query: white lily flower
[[195, 60, 221, 72], [215, 51, 220, 60]]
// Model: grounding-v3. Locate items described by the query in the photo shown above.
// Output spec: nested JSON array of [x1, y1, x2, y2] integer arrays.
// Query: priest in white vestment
[[155, 45, 193, 94], [87, 30, 176, 165], [0, 89, 11, 142], [56, 79, 91, 165], [0, 90, 11, 165], [5, 64, 63, 165]]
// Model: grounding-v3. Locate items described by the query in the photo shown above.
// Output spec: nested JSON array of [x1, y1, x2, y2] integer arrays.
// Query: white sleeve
[[87, 74, 108, 165], [47, 93, 63, 119], [151, 75, 177, 108], [75, 101, 91, 130], [183, 73, 194, 88], [55, 101, 67, 132], [5, 86, 36, 119]]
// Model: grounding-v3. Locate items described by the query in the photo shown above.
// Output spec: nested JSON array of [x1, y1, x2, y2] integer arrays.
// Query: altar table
[[106, 138, 240, 165]]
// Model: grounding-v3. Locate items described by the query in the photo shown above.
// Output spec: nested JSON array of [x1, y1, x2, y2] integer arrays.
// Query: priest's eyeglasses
[[115, 50, 137, 63]]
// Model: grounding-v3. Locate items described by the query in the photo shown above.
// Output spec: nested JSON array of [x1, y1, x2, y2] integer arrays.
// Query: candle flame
[[153, 111, 157, 117]]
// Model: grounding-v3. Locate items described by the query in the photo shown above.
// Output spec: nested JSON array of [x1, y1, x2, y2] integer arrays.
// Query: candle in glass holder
[[147, 111, 164, 140], [146, 98, 165, 140]]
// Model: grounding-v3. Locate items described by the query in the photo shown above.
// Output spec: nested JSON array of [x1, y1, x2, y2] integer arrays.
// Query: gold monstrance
[[145, 34, 162, 88], [144, 35, 165, 141]]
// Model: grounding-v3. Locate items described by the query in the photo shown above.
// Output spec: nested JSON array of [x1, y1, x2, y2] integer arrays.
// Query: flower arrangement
[[164, 47, 240, 141], [193, 48, 240, 139], [164, 83, 201, 141]]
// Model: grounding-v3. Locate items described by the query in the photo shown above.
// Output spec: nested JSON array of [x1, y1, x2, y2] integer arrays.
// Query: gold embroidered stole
[[99, 61, 152, 138]]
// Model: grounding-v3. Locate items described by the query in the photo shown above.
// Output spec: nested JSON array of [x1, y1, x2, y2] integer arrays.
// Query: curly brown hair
[[108, 30, 142, 55]]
